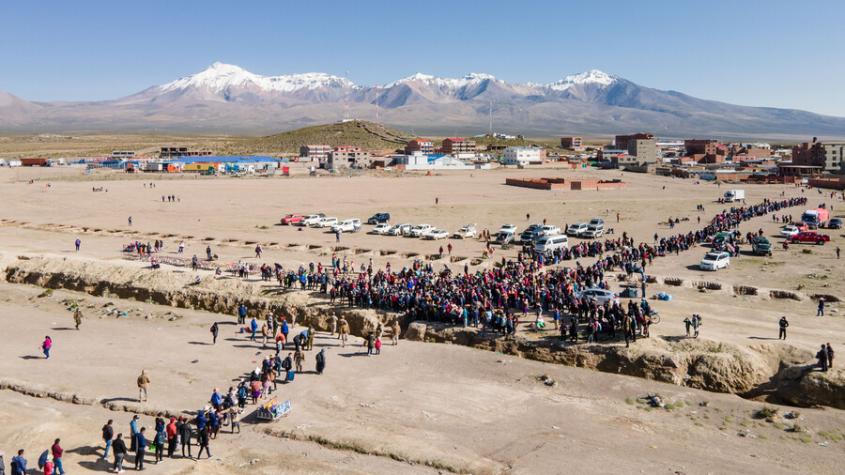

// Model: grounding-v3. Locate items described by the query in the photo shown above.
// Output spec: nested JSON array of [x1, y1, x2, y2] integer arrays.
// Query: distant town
[[2, 121, 842, 190]]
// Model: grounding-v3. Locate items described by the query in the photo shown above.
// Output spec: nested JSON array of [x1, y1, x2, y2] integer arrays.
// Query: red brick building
[[442, 137, 476, 155], [405, 139, 434, 155]]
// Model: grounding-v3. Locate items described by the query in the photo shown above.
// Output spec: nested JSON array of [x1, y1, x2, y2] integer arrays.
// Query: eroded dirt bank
[[5, 256, 844, 409]]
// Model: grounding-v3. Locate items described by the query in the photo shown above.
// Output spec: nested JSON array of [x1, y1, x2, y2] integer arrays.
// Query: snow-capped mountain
[[1, 62, 844, 137], [120, 62, 358, 105]]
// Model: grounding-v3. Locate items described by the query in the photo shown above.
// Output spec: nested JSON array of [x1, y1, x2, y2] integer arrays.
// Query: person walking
[[249, 317, 258, 341], [228, 407, 241, 434], [210, 322, 219, 345], [42, 335, 52, 359], [817, 298, 825, 317], [134, 427, 148, 470], [197, 426, 211, 459], [391, 319, 401, 346], [101, 419, 114, 460], [315, 348, 326, 374], [73, 308, 83, 330], [74, 238, 81, 252], [683, 316, 692, 337], [329, 314, 338, 337], [339, 317, 349, 347], [128, 216, 132, 226], [178, 417, 193, 459], [837, 246, 841, 259], [137, 370, 150, 402], [51, 439, 64, 475], [111, 434, 127, 473], [778, 316, 789, 340]]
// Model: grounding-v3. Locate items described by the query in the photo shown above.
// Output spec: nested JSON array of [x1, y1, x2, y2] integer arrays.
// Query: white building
[[503, 147, 543, 165], [396, 152, 480, 170]]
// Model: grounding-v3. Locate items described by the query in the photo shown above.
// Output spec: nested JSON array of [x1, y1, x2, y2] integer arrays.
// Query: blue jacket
[[130, 419, 138, 435], [11, 455, 27, 474], [136, 433, 148, 451]]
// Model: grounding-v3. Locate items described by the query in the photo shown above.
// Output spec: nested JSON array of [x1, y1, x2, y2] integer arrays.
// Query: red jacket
[[51, 442, 63, 458], [166, 418, 178, 439]]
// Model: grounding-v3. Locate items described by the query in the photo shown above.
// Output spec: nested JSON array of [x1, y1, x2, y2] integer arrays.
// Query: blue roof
[[168, 155, 280, 164], [426, 153, 447, 163]]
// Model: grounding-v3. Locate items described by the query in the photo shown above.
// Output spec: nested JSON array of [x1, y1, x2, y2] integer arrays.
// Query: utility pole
[[488, 100, 493, 135]]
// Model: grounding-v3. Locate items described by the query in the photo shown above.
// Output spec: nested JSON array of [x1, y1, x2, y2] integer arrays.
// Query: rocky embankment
[[405, 322, 845, 409], [4, 256, 845, 409]]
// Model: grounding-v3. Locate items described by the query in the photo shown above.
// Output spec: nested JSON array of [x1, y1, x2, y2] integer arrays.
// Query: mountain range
[[1, 62, 843, 139]]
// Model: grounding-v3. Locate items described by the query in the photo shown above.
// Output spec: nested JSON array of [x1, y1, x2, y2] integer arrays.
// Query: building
[[396, 152, 482, 170], [684, 139, 728, 164], [792, 138, 845, 172], [503, 147, 543, 166], [328, 146, 371, 169], [614, 133, 658, 164], [442, 137, 476, 155], [560, 136, 584, 150], [614, 133, 653, 151], [159, 147, 212, 159], [404, 139, 434, 155], [299, 144, 332, 165]]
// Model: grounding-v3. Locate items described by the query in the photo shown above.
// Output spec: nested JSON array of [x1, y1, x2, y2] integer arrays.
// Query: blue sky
[[1, 0, 842, 116]]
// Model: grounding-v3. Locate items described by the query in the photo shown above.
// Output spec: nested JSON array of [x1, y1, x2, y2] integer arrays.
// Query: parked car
[[539, 225, 561, 237], [520, 224, 543, 243], [750, 236, 772, 256], [332, 219, 361, 233], [576, 288, 618, 305], [827, 218, 843, 229], [567, 223, 588, 236], [370, 223, 392, 235], [389, 223, 412, 236], [409, 224, 433, 237], [453, 224, 476, 239], [367, 212, 391, 225], [498, 224, 518, 234], [789, 231, 830, 245], [779, 224, 804, 238], [699, 251, 731, 271], [534, 234, 569, 254], [495, 229, 516, 245], [422, 228, 449, 240], [280, 213, 304, 225], [582, 223, 604, 238], [300, 214, 325, 226], [589, 218, 605, 227], [314, 217, 338, 228]]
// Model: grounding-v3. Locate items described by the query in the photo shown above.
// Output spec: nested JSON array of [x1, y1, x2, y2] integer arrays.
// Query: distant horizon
[[1, 0, 843, 116]]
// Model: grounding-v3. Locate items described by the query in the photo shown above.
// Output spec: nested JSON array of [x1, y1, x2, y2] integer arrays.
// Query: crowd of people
[[267, 197, 809, 345]]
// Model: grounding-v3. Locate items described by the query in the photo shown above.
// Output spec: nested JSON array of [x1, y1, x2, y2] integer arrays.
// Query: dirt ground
[[1, 165, 844, 474]]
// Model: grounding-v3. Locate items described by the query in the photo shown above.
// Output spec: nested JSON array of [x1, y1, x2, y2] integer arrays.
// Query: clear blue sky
[[1, 0, 842, 116]]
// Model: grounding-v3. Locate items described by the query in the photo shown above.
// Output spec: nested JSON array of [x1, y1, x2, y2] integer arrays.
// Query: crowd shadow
[[748, 336, 779, 341]]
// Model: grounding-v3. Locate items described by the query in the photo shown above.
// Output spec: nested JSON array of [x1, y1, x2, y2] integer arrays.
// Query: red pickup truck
[[280, 213, 304, 225], [789, 231, 830, 245]]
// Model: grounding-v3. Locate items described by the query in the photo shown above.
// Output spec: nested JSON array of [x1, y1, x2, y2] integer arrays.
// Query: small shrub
[[754, 406, 778, 420]]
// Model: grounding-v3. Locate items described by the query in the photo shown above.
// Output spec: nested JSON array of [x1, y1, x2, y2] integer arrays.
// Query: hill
[[236, 120, 415, 153]]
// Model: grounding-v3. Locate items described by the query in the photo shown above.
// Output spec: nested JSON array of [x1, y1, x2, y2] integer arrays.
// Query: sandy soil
[[1, 165, 844, 474]]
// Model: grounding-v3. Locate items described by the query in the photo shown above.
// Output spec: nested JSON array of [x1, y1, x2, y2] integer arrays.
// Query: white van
[[534, 234, 569, 254]]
